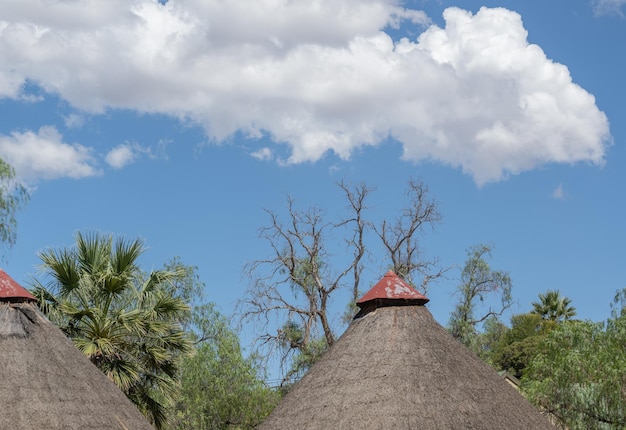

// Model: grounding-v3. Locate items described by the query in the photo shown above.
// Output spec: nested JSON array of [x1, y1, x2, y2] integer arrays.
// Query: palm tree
[[31, 232, 192, 429], [531, 290, 577, 322]]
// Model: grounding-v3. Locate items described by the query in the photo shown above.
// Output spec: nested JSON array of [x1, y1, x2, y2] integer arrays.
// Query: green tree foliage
[[531, 289, 577, 322], [523, 296, 626, 429], [470, 315, 508, 365], [278, 319, 328, 383], [490, 313, 556, 379], [30, 232, 192, 429], [0, 157, 28, 256], [486, 289, 575, 379], [168, 304, 280, 429], [448, 244, 513, 349]]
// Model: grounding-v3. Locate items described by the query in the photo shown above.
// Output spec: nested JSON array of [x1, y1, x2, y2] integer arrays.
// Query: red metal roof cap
[[0, 269, 36, 302], [357, 270, 429, 307]]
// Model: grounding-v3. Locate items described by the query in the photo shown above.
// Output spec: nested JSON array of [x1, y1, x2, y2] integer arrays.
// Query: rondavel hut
[[0, 269, 154, 430], [258, 270, 554, 429]]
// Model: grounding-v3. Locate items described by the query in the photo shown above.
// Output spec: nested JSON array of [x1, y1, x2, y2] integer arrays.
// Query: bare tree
[[239, 179, 445, 382], [375, 179, 447, 295], [239, 182, 370, 381], [337, 180, 371, 313]]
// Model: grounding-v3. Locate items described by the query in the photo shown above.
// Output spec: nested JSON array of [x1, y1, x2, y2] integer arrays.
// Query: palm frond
[[103, 356, 142, 393], [37, 248, 81, 298], [30, 281, 60, 316], [76, 231, 111, 276], [112, 236, 144, 275], [129, 387, 169, 430]]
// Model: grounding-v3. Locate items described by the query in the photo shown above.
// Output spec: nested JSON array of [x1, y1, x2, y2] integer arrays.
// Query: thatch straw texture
[[0, 302, 154, 430], [259, 305, 553, 429]]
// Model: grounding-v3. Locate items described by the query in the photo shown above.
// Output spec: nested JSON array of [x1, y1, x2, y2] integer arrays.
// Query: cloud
[[0, 1, 611, 184], [552, 183, 565, 200], [250, 147, 273, 161], [0, 125, 165, 181], [592, 0, 626, 15], [105, 144, 137, 169], [105, 142, 160, 169], [63, 113, 85, 129], [0, 126, 100, 181]]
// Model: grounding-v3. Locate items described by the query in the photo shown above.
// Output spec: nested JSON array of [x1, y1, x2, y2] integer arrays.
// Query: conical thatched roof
[[259, 271, 553, 429], [0, 269, 154, 430]]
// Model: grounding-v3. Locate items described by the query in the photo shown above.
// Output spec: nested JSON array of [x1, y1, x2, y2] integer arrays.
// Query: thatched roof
[[0, 269, 154, 430], [259, 271, 553, 429]]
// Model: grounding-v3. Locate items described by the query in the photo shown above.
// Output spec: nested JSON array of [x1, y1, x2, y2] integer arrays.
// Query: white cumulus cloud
[[0, 1, 611, 184], [250, 147, 273, 162], [105, 142, 159, 169], [0, 126, 100, 181], [105, 144, 137, 169]]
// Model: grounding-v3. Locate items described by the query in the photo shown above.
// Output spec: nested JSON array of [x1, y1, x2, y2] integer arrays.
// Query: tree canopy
[[523, 305, 626, 428], [167, 304, 280, 429], [531, 289, 577, 322], [448, 244, 513, 350], [490, 313, 556, 379], [469, 287, 624, 429], [0, 157, 28, 257], [31, 232, 192, 429]]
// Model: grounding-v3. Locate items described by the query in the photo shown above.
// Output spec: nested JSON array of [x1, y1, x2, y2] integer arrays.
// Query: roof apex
[[0, 269, 36, 302], [356, 270, 428, 308]]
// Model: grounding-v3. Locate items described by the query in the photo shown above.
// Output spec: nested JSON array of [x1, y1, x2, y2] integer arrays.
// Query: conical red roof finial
[[357, 270, 429, 309], [0, 269, 36, 302]]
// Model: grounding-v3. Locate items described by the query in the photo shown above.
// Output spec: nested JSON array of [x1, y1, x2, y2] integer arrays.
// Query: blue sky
[[1, 0, 625, 366]]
